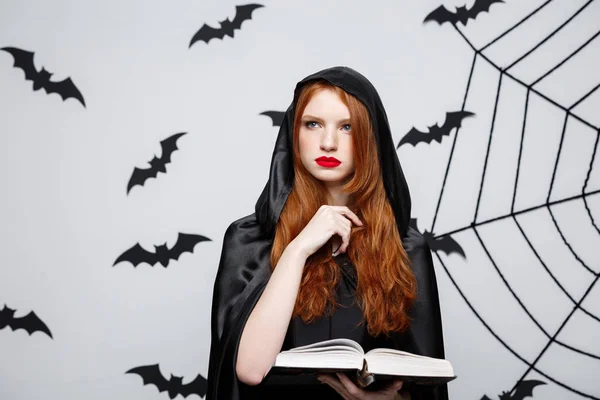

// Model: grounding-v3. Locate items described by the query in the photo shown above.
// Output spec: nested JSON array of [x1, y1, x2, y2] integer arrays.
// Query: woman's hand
[[317, 373, 404, 400], [290, 205, 363, 259]]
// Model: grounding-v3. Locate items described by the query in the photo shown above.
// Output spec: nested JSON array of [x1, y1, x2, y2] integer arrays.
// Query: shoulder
[[401, 225, 430, 254], [223, 213, 260, 244], [219, 212, 272, 261], [401, 225, 437, 282], [223, 213, 261, 240]]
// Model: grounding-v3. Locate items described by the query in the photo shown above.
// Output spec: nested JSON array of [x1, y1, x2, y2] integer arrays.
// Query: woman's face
[[298, 88, 355, 188]]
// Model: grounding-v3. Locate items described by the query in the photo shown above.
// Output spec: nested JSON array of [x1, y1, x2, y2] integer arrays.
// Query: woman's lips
[[315, 156, 341, 168]]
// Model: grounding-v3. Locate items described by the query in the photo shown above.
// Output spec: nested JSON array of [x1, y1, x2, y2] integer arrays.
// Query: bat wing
[[127, 165, 159, 193], [423, 5, 458, 25], [259, 110, 285, 127], [399, 111, 471, 147], [431, 235, 466, 258], [126, 364, 170, 393], [469, 0, 505, 19], [114, 243, 159, 267], [397, 127, 432, 148], [11, 311, 53, 338], [189, 4, 263, 47], [429, 110, 475, 143], [126, 132, 186, 193], [179, 373, 208, 398], [157, 132, 186, 166], [230, 4, 265, 30], [1, 47, 39, 82], [512, 379, 546, 400], [189, 24, 226, 47], [168, 233, 211, 261], [44, 77, 86, 107], [443, 110, 475, 129]]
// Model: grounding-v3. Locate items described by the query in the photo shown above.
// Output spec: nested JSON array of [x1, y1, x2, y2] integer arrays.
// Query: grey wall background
[[1, 0, 599, 399]]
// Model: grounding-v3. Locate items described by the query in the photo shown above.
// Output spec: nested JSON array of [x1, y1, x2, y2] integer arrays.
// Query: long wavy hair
[[269, 80, 417, 337]]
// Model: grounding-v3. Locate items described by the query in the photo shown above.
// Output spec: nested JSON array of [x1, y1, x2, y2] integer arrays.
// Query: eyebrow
[[301, 114, 351, 123]]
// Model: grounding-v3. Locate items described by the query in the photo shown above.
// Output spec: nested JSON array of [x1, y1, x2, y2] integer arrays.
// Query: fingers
[[317, 374, 352, 399], [336, 372, 365, 398], [394, 379, 404, 391], [330, 206, 363, 227], [334, 217, 351, 255], [387, 379, 404, 392], [318, 373, 402, 399], [314, 205, 363, 256]]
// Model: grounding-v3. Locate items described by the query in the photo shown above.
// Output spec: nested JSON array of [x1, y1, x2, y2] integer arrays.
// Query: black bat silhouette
[[410, 218, 466, 259], [0, 305, 53, 338], [1, 46, 85, 107], [397, 111, 474, 148], [259, 110, 285, 127], [481, 379, 546, 400], [113, 232, 211, 268], [127, 132, 187, 194], [189, 3, 264, 47], [424, 0, 504, 26], [126, 363, 207, 399]]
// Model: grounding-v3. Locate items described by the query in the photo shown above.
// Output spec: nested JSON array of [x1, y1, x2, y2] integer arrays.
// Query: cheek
[[298, 134, 307, 154], [342, 137, 355, 165], [298, 133, 315, 158]]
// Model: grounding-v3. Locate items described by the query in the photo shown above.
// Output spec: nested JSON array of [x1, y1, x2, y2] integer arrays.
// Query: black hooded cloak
[[206, 66, 449, 400]]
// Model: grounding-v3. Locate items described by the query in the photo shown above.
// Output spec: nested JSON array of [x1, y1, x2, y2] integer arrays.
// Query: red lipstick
[[315, 156, 341, 168]]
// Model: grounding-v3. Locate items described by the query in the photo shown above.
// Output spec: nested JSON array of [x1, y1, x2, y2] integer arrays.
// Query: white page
[[283, 338, 364, 355], [364, 351, 454, 377]]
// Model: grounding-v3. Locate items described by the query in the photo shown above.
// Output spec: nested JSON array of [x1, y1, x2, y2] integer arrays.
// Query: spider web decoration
[[418, 1, 600, 399]]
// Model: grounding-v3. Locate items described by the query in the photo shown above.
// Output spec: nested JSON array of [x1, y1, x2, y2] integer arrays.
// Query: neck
[[325, 185, 350, 206]]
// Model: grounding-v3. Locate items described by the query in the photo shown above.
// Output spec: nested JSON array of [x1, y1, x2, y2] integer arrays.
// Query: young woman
[[207, 66, 448, 400]]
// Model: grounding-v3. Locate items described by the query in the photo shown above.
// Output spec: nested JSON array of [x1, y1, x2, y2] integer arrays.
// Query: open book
[[263, 338, 456, 388]]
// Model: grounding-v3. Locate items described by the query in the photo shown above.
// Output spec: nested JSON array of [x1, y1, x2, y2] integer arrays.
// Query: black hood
[[255, 66, 412, 238]]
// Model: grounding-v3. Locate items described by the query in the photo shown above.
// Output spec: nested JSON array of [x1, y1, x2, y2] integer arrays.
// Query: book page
[[364, 349, 454, 378], [273, 351, 363, 370], [272, 338, 365, 371], [284, 338, 364, 355], [365, 348, 434, 358]]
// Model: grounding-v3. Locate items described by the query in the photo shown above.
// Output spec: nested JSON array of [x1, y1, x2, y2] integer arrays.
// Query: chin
[[309, 169, 353, 184]]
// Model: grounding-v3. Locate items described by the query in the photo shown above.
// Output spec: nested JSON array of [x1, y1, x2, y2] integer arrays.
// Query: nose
[[319, 127, 338, 151]]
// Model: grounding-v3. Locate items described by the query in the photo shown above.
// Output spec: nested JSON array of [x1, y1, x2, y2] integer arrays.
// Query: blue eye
[[305, 121, 319, 128], [342, 124, 351, 131]]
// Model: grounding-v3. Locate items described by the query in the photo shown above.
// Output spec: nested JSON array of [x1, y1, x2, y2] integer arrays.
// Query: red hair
[[270, 81, 417, 337]]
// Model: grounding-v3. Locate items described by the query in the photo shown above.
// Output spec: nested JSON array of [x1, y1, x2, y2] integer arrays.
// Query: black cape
[[206, 66, 449, 400]]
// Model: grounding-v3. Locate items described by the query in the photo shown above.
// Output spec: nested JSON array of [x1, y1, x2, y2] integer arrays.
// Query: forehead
[[302, 88, 350, 119]]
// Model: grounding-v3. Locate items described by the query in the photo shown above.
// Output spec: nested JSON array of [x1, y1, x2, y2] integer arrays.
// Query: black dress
[[238, 253, 411, 399]]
